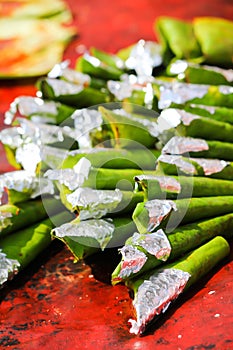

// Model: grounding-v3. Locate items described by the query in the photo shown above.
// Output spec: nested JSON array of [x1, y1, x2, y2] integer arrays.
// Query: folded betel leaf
[[37, 77, 108, 108], [0, 197, 67, 238], [1, 0, 73, 23], [157, 108, 233, 143], [155, 16, 202, 62], [0, 18, 76, 78], [133, 196, 233, 234], [0, 122, 78, 172], [180, 104, 233, 125], [4, 96, 76, 126], [137, 174, 233, 200], [126, 236, 230, 335], [66, 187, 145, 218], [153, 81, 233, 110], [0, 170, 54, 204], [193, 17, 233, 68], [132, 199, 177, 233], [63, 147, 160, 171], [75, 52, 124, 81], [112, 213, 233, 285], [134, 174, 181, 200], [89, 47, 126, 72], [166, 60, 233, 86], [117, 40, 163, 77], [52, 216, 137, 261], [162, 136, 233, 161], [98, 106, 158, 148], [157, 154, 233, 180], [0, 210, 74, 286]]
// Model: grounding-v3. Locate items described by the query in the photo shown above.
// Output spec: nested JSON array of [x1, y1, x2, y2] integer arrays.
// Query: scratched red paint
[[0, 1, 233, 349]]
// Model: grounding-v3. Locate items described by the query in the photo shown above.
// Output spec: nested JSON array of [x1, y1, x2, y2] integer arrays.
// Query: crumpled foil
[[53, 218, 115, 250], [144, 199, 177, 231], [0, 249, 20, 286], [129, 268, 191, 335], [66, 187, 123, 219], [162, 136, 209, 155]]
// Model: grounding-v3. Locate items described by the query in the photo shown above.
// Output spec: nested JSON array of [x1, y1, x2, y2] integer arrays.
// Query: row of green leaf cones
[[0, 16, 233, 335]]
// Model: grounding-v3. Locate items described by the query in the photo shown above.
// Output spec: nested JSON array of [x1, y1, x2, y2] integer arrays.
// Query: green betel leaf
[[193, 17, 233, 67], [155, 16, 202, 61]]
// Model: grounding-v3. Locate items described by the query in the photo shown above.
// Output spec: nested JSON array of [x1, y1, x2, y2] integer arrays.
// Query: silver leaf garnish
[[44, 157, 91, 191], [134, 174, 181, 194], [0, 211, 13, 231], [129, 268, 190, 335], [0, 127, 24, 148], [48, 61, 91, 86], [15, 143, 41, 174], [0, 170, 54, 203], [131, 229, 171, 261], [218, 86, 233, 95], [125, 40, 162, 78], [144, 200, 177, 231], [158, 82, 210, 109], [43, 78, 84, 96], [66, 187, 123, 219], [0, 249, 20, 286], [4, 96, 59, 125], [107, 80, 133, 100], [191, 158, 230, 176], [157, 154, 197, 175], [162, 136, 209, 155], [118, 245, 147, 279], [71, 108, 103, 148], [53, 218, 115, 250]]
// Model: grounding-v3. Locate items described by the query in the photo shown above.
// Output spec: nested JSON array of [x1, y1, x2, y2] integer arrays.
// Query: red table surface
[[0, 1, 233, 349]]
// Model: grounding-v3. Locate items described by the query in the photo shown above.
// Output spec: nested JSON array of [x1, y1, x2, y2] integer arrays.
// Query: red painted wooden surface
[[0, 1, 233, 349]]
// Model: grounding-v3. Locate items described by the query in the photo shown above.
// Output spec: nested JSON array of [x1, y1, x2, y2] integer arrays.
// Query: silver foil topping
[[158, 154, 197, 175], [44, 78, 84, 96], [0, 170, 54, 203], [169, 60, 189, 75], [107, 80, 133, 100], [0, 211, 13, 231], [83, 53, 102, 67], [66, 187, 123, 219], [15, 143, 41, 174], [44, 157, 91, 191], [0, 249, 20, 286], [125, 40, 162, 78], [0, 127, 23, 148], [118, 245, 147, 279], [144, 200, 177, 231], [128, 268, 191, 335], [71, 108, 103, 148], [131, 229, 171, 261], [158, 82, 210, 109], [135, 175, 181, 194], [17, 117, 78, 145], [190, 158, 230, 175], [53, 218, 115, 250], [48, 62, 91, 86], [4, 96, 59, 125], [162, 136, 209, 155], [218, 86, 233, 95]]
